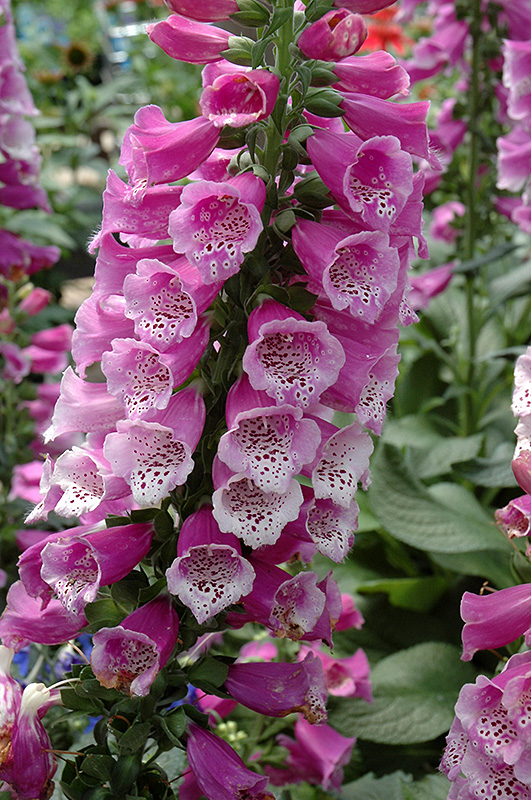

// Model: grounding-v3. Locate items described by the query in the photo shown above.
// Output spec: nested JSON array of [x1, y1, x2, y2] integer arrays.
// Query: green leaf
[[110, 755, 141, 795], [368, 445, 509, 554], [357, 576, 450, 612], [264, 6, 294, 36], [342, 772, 449, 800], [84, 597, 125, 629], [329, 642, 477, 744], [118, 722, 151, 755], [80, 754, 115, 781], [160, 707, 186, 745], [187, 658, 229, 690]]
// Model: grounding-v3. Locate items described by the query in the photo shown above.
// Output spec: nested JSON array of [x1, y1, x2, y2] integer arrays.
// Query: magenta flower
[[497, 127, 531, 193], [496, 495, 531, 539], [243, 299, 345, 408], [91, 596, 179, 696], [168, 173, 265, 284], [337, 0, 396, 10], [45, 367, 124, 441], [301, 644, 372, 700], [200, 63, 280, 128], [104, 388, 206, 506], [18, 522, 154, 617], [0, 646, 23, 769], [503, 39, 531, 125], [430, 200, 466, 243], [123, 258, 220, 351], [513, 451, 531, 496], [408, 262, 454, 311], [101, 326, 208, 419], [164, 0, 238, 21], [267, 717, 356, 792], [0, 682, 60, 800], [119, 105, 219, 187], [307, 129, 414, 232], [441, 651, 531, 796], [333, 51, 410, 99], [0, 581, 86, 652], [341, 93, 441, 172], [147, 15, 231, 64], [166, 505, 255, 624], [297, 9, 367, 61], [91, 232, 178, 296], [461, 585, 531, 661], [186, 722, 274, 800], [212, 457, 304, 549], [217, 374, 321, 493], [305, 497, 359, 562], [311, 421, 372, 508], [293, 219, 401, 322], [90, 171, 184, 251], [225, 653, 327, 723], [18, 287, 51, 316], [0, 341, 30, 384]]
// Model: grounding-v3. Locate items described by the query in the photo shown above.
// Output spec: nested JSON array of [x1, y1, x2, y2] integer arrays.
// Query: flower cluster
[[0, 0, 433, 795]]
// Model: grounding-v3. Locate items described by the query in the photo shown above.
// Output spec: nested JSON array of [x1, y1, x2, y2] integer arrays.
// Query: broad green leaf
[[118, 722, 151, 755], [342, 771, 450, 800], [368, 446, 509, 554], [430, 549, 514, 589], [329, 642, 477, 744], [410, 434, 483, 479], [402, 773, 450, 800], [357, 576, 450, 612]]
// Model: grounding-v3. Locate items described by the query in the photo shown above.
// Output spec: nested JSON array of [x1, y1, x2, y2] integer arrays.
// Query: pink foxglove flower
[[212, 456, 304, 548], [311, 421, 373, 508], [166, 505, 255, 624], [340, 93, 442, 171], [0, 581, 86, 652], [90, 171, 184, 251], [243, 299, 345, 408], [512, 348, 531, 418], [337, 0, 396, 10], [200, 63, 280, 128], [441, 651, 531, 796], [18, 287, 51, 316], [461, 584, 531, 661], [0, 646, 23, 771], [430, 200, 465, 243], [123, 258, 220, 351], [293, 218, 401, 322], [147, 16, 231, 64], [119, 105, 219, 187], [45, 367, 124, 441], [101, 326, 208, 419], [104, 388, 206, 506], [217, 374, 321, 493], [71, 294, 136, 378], [307, 129, 414, 232], [496, 495, 531, 539], [305, 496, 359, 562], [0, 341, 30, 384], [164, 0, 238, 21], [512, 451, 531, 495], [267, 717, 356, 792], [300, 644, 372, 700], [408, 262, 454, 311], [91, 596, 179, 696], [333, 51, 410, 99], [503, 39, 531, 125], [297, 9, 367, 61], [0, 682, 60, 800], [225, 653, 327, 723], [168, 173, 265, 284], [186, 722, 274, 800], [497, 127, 531, 193]]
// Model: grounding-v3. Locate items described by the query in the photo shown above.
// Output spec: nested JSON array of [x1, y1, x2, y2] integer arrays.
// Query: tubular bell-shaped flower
[[166, 505, 255, 623], [168, 173, 266, 284], [147, 16, 232, 64], [200, 63, 280, 128], [243, 299, 346, 408], [297, 9, 367, 61], [104, 388, 206, 505], [224, 652, 327, 723], [217, 374, 322, 493], [187, 722, 275, 800], [333, 51, 410, 99], [461, 585, 531, 661], [91, 596, 179, 696], [163, 0, 238, 21]]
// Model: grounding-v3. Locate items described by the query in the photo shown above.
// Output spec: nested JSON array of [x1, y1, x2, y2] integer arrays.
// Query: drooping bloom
[[300, 644, 372, 700], [119, 105, 220, 187], [91, 595, 179, 696], [461, 585, 531, 661], [441, 651, 531, 797], [166, 505, 255, 624], [0, 646, 23, 772], [297, 9, 367, 61], [200, 63, 280, 128], [224, 653, 328, 723], [243, 299, 346, 408], [104, 388, 206, 506], [163, 0, 238, 21], [168, 173, 265, 284], [147, 16, 232, 64], [186, 722, 275, 800], [496, 495, 531, 541], [266, 717, 356, 792], [333, 51, 410, 99], [0, 682, 61, 800]]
